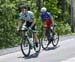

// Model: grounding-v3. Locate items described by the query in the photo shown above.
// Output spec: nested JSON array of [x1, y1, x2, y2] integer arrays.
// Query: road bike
[[20, 29, 41, 57], [40, 24, 59, 49]]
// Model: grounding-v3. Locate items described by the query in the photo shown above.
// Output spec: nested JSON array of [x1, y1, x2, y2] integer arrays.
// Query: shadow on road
[[18, 45, 60, 59], [18, 52, 40, 59], [25, 52, 39, 59], [43, 45, 60, 51]]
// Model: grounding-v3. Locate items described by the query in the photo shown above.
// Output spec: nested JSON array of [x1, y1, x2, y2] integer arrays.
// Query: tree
[[0, 0, 71, 48]]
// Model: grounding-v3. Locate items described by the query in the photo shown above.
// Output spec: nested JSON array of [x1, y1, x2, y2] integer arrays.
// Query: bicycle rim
[[41, 32, 49, 49], [52, 31, 59, 47], [21, 38, 31, 57]]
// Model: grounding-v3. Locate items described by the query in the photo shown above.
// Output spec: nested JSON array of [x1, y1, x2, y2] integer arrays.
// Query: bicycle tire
[[52, 26, 59, 47], [21, 37, 31, 57], [41, 30, 49, 49]]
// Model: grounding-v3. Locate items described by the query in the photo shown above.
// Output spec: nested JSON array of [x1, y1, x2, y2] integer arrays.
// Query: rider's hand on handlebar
[[50, 24, 54, 30], [28, 27, 31, 31], [16, 28, 20, 34]]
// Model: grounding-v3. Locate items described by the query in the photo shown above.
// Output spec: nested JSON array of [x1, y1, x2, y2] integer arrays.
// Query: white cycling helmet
[[40, 7, 47, 12]]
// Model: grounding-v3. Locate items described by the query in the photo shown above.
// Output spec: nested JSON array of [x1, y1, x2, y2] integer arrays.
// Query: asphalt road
[[0, 35, 75, 62]]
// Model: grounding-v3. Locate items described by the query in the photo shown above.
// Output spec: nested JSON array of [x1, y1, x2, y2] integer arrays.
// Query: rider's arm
[[30, 19, 36, 28], [17, 13, 25, 30], [48, 12, 54, 26], [17, 20, 25, 30], [51, 18, 54, 26], [29, 12, 36, 28]]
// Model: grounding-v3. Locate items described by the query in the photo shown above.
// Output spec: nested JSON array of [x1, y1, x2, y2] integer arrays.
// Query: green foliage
[[0, 0, 71, 48], [56, 22, 71, 35]]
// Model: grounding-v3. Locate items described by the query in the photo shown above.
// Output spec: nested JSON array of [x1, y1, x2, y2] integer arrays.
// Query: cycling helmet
[[40, 7, 47, 12], [19, 5, 28, 10], [20, 5, 25, 9]]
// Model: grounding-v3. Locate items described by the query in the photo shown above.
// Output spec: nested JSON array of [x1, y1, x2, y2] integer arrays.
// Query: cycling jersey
[[41, 12, 53, 21], [19, 11, 36, 32], [19, 11, 34, 22], [41, 12, 53, 28]]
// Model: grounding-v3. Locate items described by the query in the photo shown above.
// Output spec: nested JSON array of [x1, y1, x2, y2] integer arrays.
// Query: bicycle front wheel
[[41, 31, 49, 49], [21, 37, 31, 57], [52, 27, 59, 47]]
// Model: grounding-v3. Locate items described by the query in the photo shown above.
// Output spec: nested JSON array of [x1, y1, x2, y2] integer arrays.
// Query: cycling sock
[[35, 42, 38, 47]]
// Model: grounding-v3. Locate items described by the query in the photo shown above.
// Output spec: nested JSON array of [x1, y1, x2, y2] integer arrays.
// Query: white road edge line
[[60, 57, 75, 62]]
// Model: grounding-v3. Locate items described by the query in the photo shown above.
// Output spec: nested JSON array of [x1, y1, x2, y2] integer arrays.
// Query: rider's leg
[[32, 25, 38, 47], [45, 28, 51, 41], [33, 32, 38, 47]]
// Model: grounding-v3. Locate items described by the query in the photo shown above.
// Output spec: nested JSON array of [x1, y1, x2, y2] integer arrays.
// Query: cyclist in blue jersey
[[40, 7, 54, 40], [17, 5, 38, 47], [40, 7, 54, 28]]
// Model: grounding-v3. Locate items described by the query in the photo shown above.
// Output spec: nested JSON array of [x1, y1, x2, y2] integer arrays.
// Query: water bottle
[[29, 38, 34, 47]]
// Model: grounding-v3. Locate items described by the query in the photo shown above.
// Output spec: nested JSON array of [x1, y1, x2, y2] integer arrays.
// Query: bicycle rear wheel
[[34, 39, 41, 53], [21, 37, 31, 57]]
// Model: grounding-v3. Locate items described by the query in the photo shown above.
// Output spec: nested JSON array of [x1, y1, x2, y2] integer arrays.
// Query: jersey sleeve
[[30, 12, 35, 19], [19, 13, 23, 20], [47, 12, 53, 20]]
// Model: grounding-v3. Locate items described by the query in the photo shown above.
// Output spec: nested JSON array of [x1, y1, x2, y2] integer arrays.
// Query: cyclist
[[17, 5, 38, 48], [40, 7, 54, 40]]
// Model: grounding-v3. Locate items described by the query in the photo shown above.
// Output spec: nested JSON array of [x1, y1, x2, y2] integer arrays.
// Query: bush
[[56, 22, 71, 35]]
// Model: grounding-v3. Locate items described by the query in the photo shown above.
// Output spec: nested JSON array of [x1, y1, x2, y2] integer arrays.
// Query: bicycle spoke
[[21, 38, 30, 57]]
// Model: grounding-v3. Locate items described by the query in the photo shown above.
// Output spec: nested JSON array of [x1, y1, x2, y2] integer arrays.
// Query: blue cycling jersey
[[41, 12, 53, 21]]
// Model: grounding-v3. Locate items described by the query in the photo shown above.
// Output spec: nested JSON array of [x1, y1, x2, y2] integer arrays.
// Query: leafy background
[[0, 0, 71, 48]]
